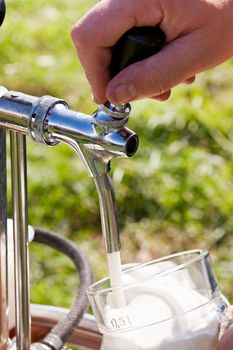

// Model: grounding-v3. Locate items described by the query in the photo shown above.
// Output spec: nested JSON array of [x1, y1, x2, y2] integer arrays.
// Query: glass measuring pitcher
[[87, 250, 231, 350]]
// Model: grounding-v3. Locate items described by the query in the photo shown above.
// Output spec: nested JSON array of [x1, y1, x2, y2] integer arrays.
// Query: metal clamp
[[93, 103, 131, 130], [98, 103, 131, 119], [29, 96, 69, 145], [93, 115, 129, 129]]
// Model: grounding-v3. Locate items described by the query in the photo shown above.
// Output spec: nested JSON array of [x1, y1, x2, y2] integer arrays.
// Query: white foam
[[101, 288, 220, 350]]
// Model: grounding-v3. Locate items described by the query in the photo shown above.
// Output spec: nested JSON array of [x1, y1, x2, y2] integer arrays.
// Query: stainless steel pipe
[[0, 128, 8, 350], [0, 88, 138, 175], [10, 132, 31, 350], [94, 173, 120, 253], [0, 89, 38, 134]]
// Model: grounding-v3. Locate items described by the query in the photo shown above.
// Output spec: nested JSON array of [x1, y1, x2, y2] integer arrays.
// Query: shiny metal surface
[[0, 86, 138, 302], [46, 104, 138, 175], [10, 132, 31, 350], [0, 128, 9, 350], [0, 88, 138, 174], [0, 87, 138, 177], [93, 107, 129, 129], [0, 86, 7, 98], [47, 105, 132, 251], [29, 96, 68, 145], [0, 89, 38, 134], [94, 173, 120, 253], [97, 102, 131, 119]]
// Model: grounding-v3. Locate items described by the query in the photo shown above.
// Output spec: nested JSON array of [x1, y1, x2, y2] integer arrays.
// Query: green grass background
[[1, 0, 232, 323]]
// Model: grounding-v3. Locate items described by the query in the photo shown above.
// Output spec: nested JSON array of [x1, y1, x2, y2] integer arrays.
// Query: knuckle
[[71, 22, 89, 48]]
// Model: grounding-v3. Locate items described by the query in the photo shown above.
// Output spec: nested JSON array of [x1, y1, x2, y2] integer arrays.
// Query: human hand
[[217, 326, 233, 350], [72, 0, 233, 104]]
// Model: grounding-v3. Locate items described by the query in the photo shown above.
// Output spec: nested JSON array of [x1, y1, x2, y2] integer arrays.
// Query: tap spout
[[94, 173, 120, 252], [45, 103, 138, 176]]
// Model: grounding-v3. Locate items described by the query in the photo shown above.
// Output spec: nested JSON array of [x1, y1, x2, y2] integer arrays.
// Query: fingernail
[[110, 83, 137, 104], [92, 93, 98, 103], [92, 93, 106, 105]]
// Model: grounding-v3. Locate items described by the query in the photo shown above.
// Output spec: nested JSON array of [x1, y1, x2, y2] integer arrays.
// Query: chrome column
[[94, 173, 120, 253], [0, 128, 8, 350], [10, 132, 30, 350]]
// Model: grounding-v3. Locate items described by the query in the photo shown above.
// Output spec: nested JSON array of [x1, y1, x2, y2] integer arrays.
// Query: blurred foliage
[[0, 0, 232, 326]]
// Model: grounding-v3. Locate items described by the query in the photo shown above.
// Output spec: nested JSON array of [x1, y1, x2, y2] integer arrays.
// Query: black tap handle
[[0, 0, 6, 27], [110, 26, 166, 78]]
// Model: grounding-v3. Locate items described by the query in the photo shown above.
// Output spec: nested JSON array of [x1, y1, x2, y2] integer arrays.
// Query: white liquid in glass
[[101, 270, 220, 350]]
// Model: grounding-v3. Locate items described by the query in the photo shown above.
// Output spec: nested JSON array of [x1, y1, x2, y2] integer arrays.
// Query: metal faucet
[[0, 87, 138, 253], [0, 86, 138, 350]]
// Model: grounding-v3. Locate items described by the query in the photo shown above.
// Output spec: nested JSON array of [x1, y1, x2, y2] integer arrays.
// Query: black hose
[[33, 228, 93, 349]]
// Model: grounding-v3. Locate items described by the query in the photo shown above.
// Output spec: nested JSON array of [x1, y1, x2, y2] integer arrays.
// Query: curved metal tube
[[94, 173, 120, 252], [0, 87, 139, 253]]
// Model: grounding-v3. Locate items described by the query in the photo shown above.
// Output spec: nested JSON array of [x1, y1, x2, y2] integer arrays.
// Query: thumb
[[106, 32, 208, 104]]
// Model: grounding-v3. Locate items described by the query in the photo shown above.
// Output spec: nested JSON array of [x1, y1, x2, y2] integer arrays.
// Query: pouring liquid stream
[[107, 251, 126, 308]]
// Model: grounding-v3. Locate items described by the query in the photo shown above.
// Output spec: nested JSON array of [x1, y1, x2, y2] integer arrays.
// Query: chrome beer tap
[[0, 88, 138, 254]]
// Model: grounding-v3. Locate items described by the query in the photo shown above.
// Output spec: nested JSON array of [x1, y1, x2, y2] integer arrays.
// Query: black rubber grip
[[110, 26, 166, 78]]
